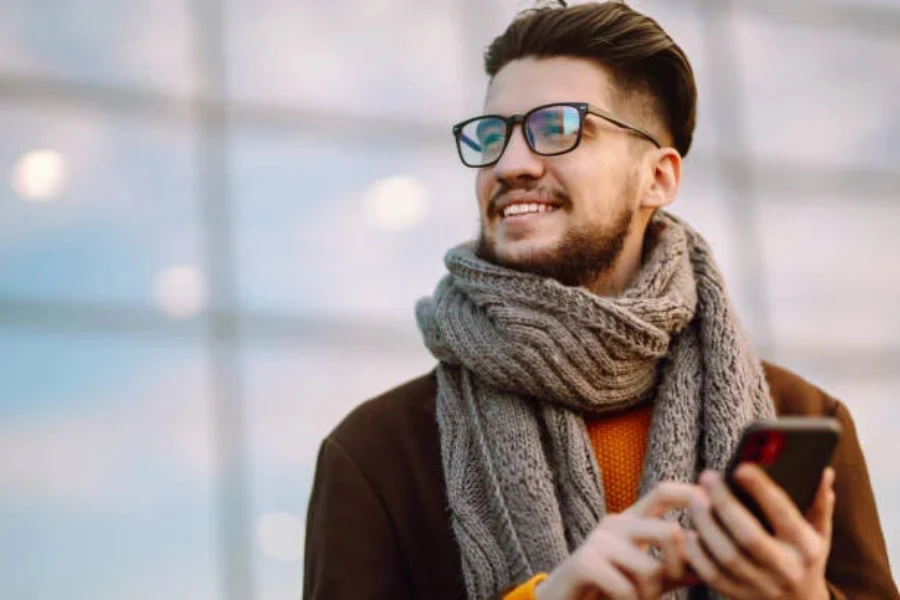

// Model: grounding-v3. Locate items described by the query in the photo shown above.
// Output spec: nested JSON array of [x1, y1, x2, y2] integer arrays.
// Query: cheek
[[554, 160, 624, 214], [475, 170, 493, 212], [549, 163, 592, 203]]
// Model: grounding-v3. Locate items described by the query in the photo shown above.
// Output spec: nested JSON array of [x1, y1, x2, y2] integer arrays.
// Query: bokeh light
[[10, 149, 68, 202], [154, 265, 207, 319], [363, 175, 430, 231]]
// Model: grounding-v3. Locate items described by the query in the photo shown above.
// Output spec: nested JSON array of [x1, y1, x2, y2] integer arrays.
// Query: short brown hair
[[484, 1, 697, 157]]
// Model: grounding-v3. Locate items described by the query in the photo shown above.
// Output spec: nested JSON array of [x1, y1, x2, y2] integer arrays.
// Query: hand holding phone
[[724, 417, 841, 532], [683, 418, 841, 598]]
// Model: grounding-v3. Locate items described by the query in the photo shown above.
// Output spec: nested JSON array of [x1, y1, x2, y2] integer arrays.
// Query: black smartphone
[[724, 417, 841, 532]]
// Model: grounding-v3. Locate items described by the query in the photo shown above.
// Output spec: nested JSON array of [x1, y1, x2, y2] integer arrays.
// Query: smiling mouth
[[500, 202, 561, 219]]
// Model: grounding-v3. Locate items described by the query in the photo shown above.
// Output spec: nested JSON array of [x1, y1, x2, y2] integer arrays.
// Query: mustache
[[489, 183, 571, 216]]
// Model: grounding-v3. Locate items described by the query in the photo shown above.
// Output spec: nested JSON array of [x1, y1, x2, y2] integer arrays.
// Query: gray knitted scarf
[[415, 211, 776, 599]]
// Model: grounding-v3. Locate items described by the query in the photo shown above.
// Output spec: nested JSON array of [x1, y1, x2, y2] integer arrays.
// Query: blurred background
[[0, 0, 898, 598]]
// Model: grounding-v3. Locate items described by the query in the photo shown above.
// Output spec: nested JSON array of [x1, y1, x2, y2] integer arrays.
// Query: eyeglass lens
[[456, 104, 582, 167]]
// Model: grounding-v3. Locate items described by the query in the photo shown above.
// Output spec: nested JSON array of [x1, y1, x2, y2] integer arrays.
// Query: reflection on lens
[[527, 105, 580, 155], [458, 117, 506, 167]]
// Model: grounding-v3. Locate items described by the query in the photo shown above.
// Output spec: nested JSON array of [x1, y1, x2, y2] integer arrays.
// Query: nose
[[492, 124, 545, 184]]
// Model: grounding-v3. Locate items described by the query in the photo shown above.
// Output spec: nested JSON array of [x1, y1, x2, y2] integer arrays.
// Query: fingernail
[[700, 470, 720, 489]]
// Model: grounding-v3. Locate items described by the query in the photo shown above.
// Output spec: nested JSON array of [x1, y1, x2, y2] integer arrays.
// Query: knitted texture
[[585, 402, 654, 514], [499, 409, 652, 600], [416, 211, 776, 600]]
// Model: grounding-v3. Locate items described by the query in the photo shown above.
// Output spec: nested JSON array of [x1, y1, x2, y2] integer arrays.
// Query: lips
[[501, 202, 559, 218], [492, 190, 564, 219]]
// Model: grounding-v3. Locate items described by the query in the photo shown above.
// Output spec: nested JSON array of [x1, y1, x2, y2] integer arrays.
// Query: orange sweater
[[503, 402, 655, 599], [585, 401, 654, 513]]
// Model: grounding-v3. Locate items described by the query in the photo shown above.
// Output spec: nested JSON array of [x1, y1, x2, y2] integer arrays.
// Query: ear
[[640, 148, 682, 210]]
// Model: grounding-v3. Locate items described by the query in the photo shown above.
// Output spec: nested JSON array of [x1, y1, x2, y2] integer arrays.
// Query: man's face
[[474, 57, 650, 287]]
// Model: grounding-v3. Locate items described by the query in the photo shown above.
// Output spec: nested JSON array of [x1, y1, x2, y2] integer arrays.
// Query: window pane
[[669, 167, 769, 340], [828, 0, 900, 7], [0, 0, 194, 94], [0, 107, 202, 310], [734, 12, 900, 170], [0, 331, 217, 600], [225, 0, 469, 121], [232, 126, 475, 319], [242, 340, 435, 599], [757, 195, 900, 353]]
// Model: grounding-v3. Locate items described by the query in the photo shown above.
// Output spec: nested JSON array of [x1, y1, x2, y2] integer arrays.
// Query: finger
[[589, 562, 638, 600], [600, 514, 688, 581], [576, 546, 640, 600], [806, 467, 836, 541], [591, 522, 679, 598], [734, 464, 821, 558], [684, 531, 751, 599], [698, 470, 795, 594], [662, 568, 700, 593], [602, 514, 683, 546], [627, 482, 705, 519], [601, 535, 665, 600], [657, 525, 686, 583], [689, 484, 781, 596]]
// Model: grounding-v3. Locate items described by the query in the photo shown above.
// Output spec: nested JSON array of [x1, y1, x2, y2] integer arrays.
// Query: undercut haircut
[[484, 1, 697, 157]]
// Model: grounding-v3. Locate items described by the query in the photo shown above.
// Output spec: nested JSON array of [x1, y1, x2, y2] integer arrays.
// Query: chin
[[475, 214, 630, 288], [495, 242, 558, 267], [476, 235, 561, 270]]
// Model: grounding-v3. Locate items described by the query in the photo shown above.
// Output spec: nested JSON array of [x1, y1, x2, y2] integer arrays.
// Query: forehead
[[483, 56, 617, 115]]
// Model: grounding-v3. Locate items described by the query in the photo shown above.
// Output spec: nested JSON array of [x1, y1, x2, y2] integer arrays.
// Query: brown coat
[[304, 362, 898, 599]]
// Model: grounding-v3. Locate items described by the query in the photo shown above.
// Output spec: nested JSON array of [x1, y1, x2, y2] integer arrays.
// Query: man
[[304, 2, 897, 599]]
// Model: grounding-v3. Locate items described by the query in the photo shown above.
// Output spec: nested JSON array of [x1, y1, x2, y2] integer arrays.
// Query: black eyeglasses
[[451, 102, 661, 168]]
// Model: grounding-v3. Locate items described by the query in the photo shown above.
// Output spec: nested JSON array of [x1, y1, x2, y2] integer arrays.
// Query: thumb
[[807, 467, 836, 541], [628, 482, 703, 518]]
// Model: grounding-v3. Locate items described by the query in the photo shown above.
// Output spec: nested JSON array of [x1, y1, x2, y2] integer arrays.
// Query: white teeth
[[503, 203, 555, 217]]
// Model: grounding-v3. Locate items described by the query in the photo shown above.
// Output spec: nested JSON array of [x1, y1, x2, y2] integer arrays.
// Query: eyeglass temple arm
[[586, 105, 662, 148]]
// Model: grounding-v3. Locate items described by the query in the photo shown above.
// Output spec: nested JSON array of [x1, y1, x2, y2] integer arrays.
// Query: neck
[[584, 219, 648, 297]]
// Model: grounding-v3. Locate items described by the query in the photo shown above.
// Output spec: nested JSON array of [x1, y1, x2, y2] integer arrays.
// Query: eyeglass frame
[[451, 101, 662, 168]]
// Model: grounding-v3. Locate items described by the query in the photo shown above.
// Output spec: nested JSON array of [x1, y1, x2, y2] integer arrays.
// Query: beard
[[475, 205, 634, 288]]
